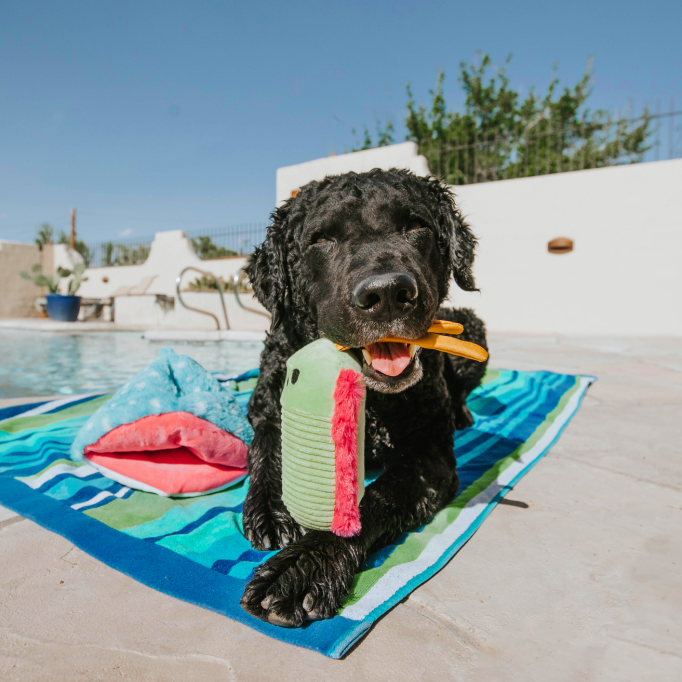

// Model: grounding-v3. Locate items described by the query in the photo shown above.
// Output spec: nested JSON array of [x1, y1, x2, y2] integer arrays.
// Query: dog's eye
[[407, 221, 426, 233], [313, 234, 333, 245]]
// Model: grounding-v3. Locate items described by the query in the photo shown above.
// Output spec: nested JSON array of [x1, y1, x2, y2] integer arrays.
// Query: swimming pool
[[0, 330, 264, 399]]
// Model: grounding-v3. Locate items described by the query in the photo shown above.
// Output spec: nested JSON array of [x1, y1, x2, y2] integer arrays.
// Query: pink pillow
[[83, 412, 248, 497]]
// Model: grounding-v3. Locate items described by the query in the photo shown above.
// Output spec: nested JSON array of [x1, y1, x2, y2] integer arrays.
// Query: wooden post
[[70, 208, 76, 250]]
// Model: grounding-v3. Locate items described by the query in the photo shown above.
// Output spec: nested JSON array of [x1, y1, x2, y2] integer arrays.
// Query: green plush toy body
[[280, 338, 366, 537]]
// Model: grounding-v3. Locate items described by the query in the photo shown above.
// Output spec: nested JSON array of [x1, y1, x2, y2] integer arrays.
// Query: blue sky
[[1, 0, 680, 244]]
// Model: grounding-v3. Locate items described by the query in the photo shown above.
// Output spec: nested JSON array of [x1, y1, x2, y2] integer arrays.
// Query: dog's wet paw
[[242, 491, 304, 551], [240, 532, 361, 627]]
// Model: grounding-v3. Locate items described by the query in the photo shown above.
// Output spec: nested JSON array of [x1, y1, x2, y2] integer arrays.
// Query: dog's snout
[[353, 273, 418, 319]]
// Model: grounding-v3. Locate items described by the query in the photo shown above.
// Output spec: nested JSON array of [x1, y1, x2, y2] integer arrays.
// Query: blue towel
[[0, 368, 594, 658]]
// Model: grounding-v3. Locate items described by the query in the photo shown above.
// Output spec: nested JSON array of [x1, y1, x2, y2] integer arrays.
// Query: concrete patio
[[0, 333, 680, 681]]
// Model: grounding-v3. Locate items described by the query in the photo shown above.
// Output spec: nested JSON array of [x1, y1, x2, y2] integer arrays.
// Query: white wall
[[448, 158, 682, 336], [115, 292, 270, 332], [276, 142, 429, 205], [78, 230, 250, 299], [74, 230, 268, 330]]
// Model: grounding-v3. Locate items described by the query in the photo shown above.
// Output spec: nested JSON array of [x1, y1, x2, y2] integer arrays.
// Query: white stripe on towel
[[19, 394, 100, 418], [71, 486, 130, 511], [21, 462, 98, 489]]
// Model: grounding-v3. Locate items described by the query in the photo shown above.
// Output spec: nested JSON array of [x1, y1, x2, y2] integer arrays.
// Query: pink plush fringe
[[330, 368, 365, 537]]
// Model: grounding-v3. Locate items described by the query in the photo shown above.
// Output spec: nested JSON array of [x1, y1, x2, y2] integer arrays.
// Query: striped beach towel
[[0, 368, 594, 658]]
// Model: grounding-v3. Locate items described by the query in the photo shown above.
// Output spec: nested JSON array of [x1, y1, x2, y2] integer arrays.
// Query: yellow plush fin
[[428, 319, 464, 335], [379, 333, 488, 362], [334, 319, 488, 362]]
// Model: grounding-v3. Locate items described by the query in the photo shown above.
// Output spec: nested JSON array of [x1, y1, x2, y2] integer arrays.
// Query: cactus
[[19, 262, 88, 295], [19, 264, 61, 294], [61, 262, 88, 295]]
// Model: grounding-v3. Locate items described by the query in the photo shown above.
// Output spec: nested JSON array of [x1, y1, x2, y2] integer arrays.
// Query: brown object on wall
[[102, 276, 109, 283], [548, 237, 574, 254]]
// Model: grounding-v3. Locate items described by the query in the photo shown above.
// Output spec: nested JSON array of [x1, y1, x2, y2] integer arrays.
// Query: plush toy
[[280, 321, 488, 538], [71, 349, 253, 497], [280, 338, 366, 537]]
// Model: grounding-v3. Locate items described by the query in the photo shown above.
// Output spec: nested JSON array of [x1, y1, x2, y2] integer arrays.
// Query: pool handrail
[[232, 269, 271, 320], [175, 267, 230, 330]]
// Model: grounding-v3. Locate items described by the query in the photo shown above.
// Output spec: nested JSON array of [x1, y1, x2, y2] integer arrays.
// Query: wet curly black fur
[[240, 169, 488, 627]]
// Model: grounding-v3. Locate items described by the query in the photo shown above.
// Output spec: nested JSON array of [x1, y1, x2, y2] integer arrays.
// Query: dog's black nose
[[353, 273, 418, 319]]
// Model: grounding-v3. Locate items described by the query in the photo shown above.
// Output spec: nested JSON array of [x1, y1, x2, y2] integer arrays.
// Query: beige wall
[[0, 242, 53, 318]]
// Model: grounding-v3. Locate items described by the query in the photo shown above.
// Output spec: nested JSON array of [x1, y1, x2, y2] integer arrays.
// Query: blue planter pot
[[46, 295, 81, 322]]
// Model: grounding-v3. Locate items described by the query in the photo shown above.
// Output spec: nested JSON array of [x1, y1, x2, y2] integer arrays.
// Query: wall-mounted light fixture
[[548, 237, 574, 254]]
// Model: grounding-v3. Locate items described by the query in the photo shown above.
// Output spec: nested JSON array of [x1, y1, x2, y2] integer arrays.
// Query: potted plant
[[19, 263, 88, 322]]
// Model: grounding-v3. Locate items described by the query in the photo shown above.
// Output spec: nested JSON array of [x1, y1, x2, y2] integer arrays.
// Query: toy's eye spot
[[292, 369, 300, 384]]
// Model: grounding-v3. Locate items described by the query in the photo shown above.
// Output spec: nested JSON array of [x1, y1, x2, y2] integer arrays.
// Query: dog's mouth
[[362, 341, 417, 376], [351, 341, 423, 393]]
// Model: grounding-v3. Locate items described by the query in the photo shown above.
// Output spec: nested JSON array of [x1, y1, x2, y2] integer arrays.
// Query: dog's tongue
[[367, 342, 411, 377]]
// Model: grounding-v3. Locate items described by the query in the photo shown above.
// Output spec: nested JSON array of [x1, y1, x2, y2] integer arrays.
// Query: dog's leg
[[438, 307, 488, 430], [242, 428, 458, 627], [242, 350, 303, 551]]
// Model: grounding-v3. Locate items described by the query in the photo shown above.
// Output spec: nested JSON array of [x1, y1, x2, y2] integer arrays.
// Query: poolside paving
[[1, 333, 680, 681]]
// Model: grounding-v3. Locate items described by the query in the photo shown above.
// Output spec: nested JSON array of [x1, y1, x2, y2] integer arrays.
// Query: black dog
[[240, 169, 488, 627]]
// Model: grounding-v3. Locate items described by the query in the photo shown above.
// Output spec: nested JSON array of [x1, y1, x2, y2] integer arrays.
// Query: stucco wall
[[276, 142, 430, 205], [115, 292, 269, 331], [448, 158, 682, 336], [0, 241, 54, 318], [77, 231, 250, 300], [72, 230, 267, 330]]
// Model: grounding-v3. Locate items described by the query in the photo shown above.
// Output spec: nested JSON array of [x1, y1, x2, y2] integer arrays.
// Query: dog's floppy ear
[[440, 187, 478, 293], [246, 204, 290, 329]]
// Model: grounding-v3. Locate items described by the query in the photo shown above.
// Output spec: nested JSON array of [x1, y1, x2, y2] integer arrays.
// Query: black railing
[[86, 235, 155, 268], [86, 223, 267, 268], [186, 224, 267, 260], [420, 109, 682, 186]]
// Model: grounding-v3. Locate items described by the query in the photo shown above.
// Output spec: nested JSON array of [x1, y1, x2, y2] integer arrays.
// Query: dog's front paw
[[242, 488, 304, 551], [240, 532, 362, 627]]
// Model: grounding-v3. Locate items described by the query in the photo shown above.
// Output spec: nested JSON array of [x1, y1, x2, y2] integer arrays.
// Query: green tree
[[114, 243, 150, 265], [186, 274, 233, 292], [351, 120, 395, 151], [192, 236, 238, 259], [360, 54, 651, 184], [35, 223, 54, 246], [101, 242, 115, 267], [57, 230, 92, 267]]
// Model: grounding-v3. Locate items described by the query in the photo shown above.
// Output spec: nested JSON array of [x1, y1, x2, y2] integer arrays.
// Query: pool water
[[0, 330, 264, 399]]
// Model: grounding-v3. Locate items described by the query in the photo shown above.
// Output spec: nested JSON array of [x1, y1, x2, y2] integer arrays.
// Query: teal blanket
[[0, 368, 594, 658]]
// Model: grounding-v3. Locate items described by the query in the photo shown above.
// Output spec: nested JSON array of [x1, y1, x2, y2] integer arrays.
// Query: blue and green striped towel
[[0, 368, 594, 658]]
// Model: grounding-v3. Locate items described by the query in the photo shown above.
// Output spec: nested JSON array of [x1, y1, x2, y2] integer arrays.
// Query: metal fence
[[185, 224, 267, 259], [85, 223, 267, 268], [83, 107, 681, 266], [421, 108, 682, 186], [86, 235, 154, 268]]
